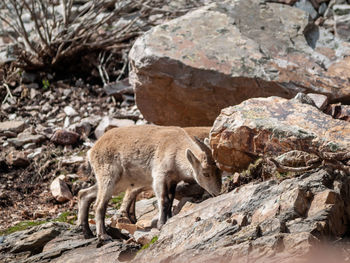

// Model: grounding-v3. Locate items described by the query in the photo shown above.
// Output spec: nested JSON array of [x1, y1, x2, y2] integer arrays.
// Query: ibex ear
[[186, 149, 199, 165], [204, 138, 211, 149]]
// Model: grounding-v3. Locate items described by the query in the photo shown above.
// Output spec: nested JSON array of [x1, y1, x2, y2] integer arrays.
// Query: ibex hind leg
[[95, 174, 119, 242], [119, 187, 143, 224], [77, 184, 97, 238]]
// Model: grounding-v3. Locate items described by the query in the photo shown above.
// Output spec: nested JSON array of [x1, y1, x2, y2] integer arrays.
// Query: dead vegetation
[[0, 0, 203, 82]]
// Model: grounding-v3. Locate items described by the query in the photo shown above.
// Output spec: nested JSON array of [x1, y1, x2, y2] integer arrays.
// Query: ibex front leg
[[153, 175, 170, 229]]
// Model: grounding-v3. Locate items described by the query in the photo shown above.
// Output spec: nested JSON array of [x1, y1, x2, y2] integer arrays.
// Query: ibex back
[[77, 125, 221, 242]]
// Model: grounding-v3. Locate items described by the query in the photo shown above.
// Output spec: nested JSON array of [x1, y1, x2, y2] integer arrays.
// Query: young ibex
[[119, 127, 213, 223], [77, 125, 221, 242]]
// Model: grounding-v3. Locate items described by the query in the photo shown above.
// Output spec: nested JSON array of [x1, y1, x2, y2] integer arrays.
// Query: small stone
[[42, 102, 52, 113], [73, 116, 81, 123], [30, 88, 39, 100], [318, 2, 327, 15], [64, 117, 70, 128], [0, 120, 25, 135], [94, 116, 135, 139], [333, 4, 350, 16], [63, 89, 72, 97], [6, 151, 30, 167], [306, 93, 329, 110], [66, 174, 79, 180], [64, 106, 78, 117], [71, 122, 92, 137], [294, 0, 318, 20], [308, 190, 339, 217], [21, 71, 37, 84], [8, 113, 16, 121], [333, 5, 350, 41], [7, 133, 46, 147], [23, 143, 37, 149], [233, 172, 240, 185], [50, 129, 80, 145], [112, 219, 139, 235], [80, 115, 102, 127], [60, 155, 85, 166], [50, 177, 73, 202], [27, 148, 42, 159], [133, 229, 160, 246], [3, 130, 17, 138]]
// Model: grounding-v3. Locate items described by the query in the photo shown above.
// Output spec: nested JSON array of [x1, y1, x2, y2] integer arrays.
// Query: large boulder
[[133, 168, 350, 262], [210, 96, 350, 172], [129, 0, 350, 126]]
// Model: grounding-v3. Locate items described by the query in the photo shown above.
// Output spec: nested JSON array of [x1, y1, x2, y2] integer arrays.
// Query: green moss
[[42, 79, 50, 89], [110, 192, 125, 210], [139, 236, 158, 251], [0, 220, 47, 236], [54, 211, 77, 224]]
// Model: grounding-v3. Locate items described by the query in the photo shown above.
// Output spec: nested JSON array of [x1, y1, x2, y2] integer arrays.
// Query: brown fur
[[77, 125, 221, 242], [119, 126, 213, 223]]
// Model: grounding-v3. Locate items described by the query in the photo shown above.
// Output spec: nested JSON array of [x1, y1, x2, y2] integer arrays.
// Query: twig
[[9, 0, 38, 55], [2, 83, 14, 104]]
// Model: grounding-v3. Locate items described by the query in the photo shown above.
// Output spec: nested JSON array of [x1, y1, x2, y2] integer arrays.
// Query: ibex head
[[186, 137, 222, 197]]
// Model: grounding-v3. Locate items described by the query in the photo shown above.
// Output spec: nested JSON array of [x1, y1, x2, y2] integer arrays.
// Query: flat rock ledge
[[133, 168, 350, 262]]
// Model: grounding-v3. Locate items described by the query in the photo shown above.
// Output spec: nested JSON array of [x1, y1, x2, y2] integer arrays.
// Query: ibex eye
[[203, 173, 210, 177]]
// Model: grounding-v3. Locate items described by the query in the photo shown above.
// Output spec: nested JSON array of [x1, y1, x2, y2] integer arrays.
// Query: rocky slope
[[1, 0, 350, 262]]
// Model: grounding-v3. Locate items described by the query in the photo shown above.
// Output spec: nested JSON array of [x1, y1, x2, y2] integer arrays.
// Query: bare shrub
[[0, 0, 144, 77]]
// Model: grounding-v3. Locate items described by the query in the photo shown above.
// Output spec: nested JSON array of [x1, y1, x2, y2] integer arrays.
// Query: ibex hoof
[[96, 234, 113, 248]]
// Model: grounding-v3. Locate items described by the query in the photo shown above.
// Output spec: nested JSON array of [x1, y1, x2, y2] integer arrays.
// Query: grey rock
[[129, 0, 350, 126], [0, 222, 69, 258], [6, 151, 30, 167], [333, 4, 350, 40], [21, 71, 38, 84], [59, 155, 84, 166], [333, 4, 350, 15], [0, 121, 26, 135], [306, 93, 329, 110], [132, 168, 348, 263], [11, 228, 61, 254], [7, 133, 46, 147], [318, 2, 328, 15], [30, 88, 39, 100], [294, 0, 318, 19], [63, 106, 78, 117], [210, 96, 350, 172], [63, 117, 70, 128], [94, 116, 135, 139], [50, 176, 73, 203], [103, 78, 133, 96], [27, 148, 43, 159]]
